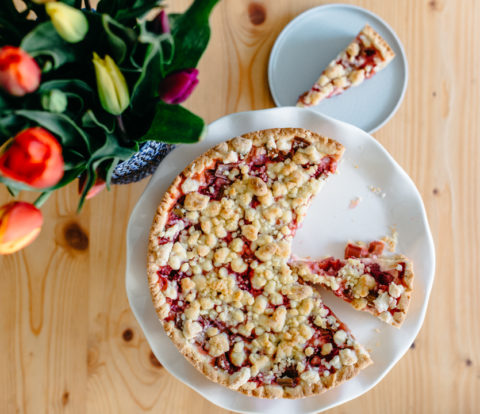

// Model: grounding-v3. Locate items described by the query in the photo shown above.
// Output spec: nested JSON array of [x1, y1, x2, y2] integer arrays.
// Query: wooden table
[[1, 0, 478, 412]]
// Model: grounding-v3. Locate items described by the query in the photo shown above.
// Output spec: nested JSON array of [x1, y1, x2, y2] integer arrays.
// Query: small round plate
[[268, 4, 408, 133], [126, 107, 434, 414]]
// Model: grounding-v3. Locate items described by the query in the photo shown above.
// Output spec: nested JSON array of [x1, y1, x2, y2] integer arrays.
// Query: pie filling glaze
[[147, 128, 411, 399]]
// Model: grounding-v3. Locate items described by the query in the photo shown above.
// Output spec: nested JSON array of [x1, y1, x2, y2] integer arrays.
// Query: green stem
[[116, 115, 128, 145], [33, 191, 52, 208], [6, 185, 19, 198]]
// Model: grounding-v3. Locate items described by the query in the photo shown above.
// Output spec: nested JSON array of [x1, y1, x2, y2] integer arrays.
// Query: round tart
[[147, 128, 375, 398]]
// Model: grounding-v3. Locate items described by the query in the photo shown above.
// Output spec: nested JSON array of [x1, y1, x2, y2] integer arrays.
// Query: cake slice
[[291, 241, 413, 327], [297, 24, 395, 107]]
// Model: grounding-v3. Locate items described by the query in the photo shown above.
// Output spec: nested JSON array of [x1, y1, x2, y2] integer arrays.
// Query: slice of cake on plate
[[297, 24, 395, 107]]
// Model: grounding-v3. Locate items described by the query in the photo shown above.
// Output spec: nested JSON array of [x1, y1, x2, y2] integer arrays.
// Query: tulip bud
[[0, 202, 43, 254], [45, 2, 89, 44], [159, 69, 199, 105], [0, 127, 64, 189], [41, 89, 68, 113], [92, 53, 130, 115], [0, 46, 41, 96], [151, 10, 170, 34]]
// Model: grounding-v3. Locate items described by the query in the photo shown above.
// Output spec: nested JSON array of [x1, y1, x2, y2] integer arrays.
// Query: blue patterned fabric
[[111, 141, 174, 184]]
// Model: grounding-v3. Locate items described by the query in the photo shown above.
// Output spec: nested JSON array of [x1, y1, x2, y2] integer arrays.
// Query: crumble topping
[[297, 24, 395, 107], [149, 130, 374, 393], [291, 246, 413, 328]]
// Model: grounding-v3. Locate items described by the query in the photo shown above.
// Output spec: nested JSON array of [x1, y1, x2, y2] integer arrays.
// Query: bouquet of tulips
[[0, 0, 219, 254]]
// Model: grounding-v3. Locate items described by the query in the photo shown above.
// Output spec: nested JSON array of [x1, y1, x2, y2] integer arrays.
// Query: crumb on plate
[[381, 227, 398, 252], [349, 197, 362, 209], [369, 185, 386, 198]]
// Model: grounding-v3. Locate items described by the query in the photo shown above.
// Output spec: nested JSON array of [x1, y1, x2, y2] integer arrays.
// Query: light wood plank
[[1, 0, 479, 412]]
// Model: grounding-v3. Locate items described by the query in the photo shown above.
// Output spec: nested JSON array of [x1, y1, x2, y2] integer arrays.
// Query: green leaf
[[60, 0, 83, 7], [77, 132, 137, 210], [97, 0, 164, 23], [90, 132, 138, 161], [6, 185, 19, 198], [0, 113, 26, 141], [14, 110, 91, 153], [131, 24, 174, 107], [104, 157, 120, 190], [167, 13, 182, 29], [62, 147, 87, 170], [167, 0, 219, 74], [81, 110, 115, 134], [77, 167, 96, 211], [50, 165, 86, 190], [38, 79, 94, 97], [140, 101, 205, 144], [100, 14, 137, 63], [21, 22, 77, 71], [0, 176, 34, 192], [0, 92, 9, 111]]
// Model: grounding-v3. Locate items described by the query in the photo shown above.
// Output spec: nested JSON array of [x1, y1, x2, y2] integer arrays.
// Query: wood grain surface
[[1, 0, 479, 413]]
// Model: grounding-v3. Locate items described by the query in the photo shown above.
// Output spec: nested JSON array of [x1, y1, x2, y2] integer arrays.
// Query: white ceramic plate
[[268, 4, 408, 133], [126, 107, 435, 414]]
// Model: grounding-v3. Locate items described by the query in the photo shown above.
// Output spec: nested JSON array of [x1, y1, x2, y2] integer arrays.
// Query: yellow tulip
[[92, 53, 130, 115], [45, 2, 88, 44]]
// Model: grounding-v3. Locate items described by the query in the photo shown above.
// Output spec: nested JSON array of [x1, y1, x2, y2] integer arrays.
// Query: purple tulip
[[159, 69, 199, 105], [152, 10, 170, 34]]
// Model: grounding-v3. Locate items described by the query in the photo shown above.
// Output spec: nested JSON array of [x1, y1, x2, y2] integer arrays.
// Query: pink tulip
[[152, 10, 170, 34], [0, 46, 41, 96], [159, 68, 199, 105]]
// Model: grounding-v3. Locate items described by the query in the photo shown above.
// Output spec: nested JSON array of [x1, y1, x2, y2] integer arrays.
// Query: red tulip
[[159, 68, 199, 105], [0, 46, 41, 97], [0, 127, 64, 189], [0, 202, 43, 254]]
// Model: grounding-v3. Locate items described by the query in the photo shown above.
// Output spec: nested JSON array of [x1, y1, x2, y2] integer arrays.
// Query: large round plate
[[268, 4, 408, 133], [126, 107, 434, 414]]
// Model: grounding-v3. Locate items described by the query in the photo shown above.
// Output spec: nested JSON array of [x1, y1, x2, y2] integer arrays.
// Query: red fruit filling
[[344, 243, 368, 259], [199, 168, 233, 200], [214, 354, 238, 374], [358, 47, 380, 77], [368, 240, 385, 256], [276, 364, 300, 387], [344, 241, 385, 259], [308, 257, 343, 275], [232, 268, 263, 297], [303, 257, 407, 313], [302, 312, 350, 374]]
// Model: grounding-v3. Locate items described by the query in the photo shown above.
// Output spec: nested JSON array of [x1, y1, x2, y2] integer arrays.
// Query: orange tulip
[[0, 46, 41, 96], [0, 202, 43, 254], [0, 127, 64, 189]]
